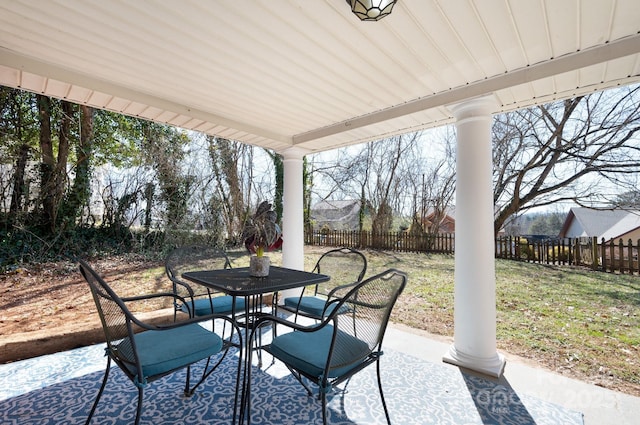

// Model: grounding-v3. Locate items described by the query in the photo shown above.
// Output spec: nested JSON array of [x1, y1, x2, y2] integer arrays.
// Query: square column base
[[442, 344, 506, 378]]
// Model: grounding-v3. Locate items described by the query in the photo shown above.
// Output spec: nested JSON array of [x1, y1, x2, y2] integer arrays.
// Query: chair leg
[[231, 348, 242, 425], [376, 359, 392, 425], [240, 330, 260, 425], [321, 390, 328, 425], [134, 386, 144, 425], [184, 364, 192, 396], [85, 356, 111, 425], [186, 344, 239, 397]]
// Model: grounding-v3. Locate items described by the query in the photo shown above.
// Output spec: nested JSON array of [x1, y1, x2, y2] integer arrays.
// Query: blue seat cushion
[[283, 296, 350, 318], [269, 325, 370, 379], [116, 324, 223, 379], [181, 296, 245, 316]]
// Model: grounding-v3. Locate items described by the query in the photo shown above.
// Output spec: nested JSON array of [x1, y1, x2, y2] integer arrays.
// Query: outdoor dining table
[[182, 266, 330, 340], [181, 266, 330, 332], [182, 266, 329, 306], [182, 266, 330, 422], [182, 266, 330, 357]]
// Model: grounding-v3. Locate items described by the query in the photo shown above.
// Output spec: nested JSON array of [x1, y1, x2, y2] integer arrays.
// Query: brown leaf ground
[[1, 256, 169, 336]]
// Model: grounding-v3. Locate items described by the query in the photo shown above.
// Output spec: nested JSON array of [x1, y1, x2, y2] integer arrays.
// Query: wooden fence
[[305, 229, 455, 253], [305, 229, 640, 275], [496, 236, 640, 275]]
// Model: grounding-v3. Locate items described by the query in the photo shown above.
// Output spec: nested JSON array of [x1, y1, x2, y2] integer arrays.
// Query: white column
[[280, 146, 308, 266], [442, 96, 506, 377], [278, 147, 308, 303]]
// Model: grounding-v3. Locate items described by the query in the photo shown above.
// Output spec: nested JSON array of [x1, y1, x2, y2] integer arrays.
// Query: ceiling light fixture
[[346, 0, 397, 21]]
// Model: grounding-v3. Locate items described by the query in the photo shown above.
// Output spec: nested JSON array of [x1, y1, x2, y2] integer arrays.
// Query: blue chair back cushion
[[269, 325, 370, 379], [182, 296, 246, 316], [117, 324, 223, 378]]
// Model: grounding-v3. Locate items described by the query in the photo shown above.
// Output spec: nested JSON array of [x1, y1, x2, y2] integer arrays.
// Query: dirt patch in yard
[[0, 255, 171, 362]]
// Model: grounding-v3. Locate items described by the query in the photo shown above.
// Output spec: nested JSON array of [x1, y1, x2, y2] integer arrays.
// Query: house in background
[[558, 207, 640, 242], [311, 200, 457, 233], [415, 208, 456, 233], [310, 200, 362, 231]]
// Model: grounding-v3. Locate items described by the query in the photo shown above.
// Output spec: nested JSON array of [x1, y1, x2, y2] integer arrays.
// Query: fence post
[[629, 239, 636, 275], [591, 237, 599, 270], [618, 238, 624, 274], [608, 239, 615, 273]]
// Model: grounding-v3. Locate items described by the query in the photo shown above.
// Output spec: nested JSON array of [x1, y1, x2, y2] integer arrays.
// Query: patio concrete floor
[[2, 314, 637, 424], [385, 323, 639, 425]]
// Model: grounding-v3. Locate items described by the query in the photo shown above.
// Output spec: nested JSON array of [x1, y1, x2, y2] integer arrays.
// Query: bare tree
[[207, 136, 257, 244], [493, 86, 640, 235], [36, 96, 75, 230], [409, 128, 456, 234], [60, 105, 94, 227], [307, 130, 459, 237], [313, 132, 421, 233], [0, 88, 38, 224], [612, 190, 640, 208]]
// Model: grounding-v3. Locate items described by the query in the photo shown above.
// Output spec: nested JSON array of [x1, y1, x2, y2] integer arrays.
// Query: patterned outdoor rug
[[0, 343, 583, 425]]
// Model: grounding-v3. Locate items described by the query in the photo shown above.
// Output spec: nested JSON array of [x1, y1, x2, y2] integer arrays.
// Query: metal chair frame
[[279, 247, 367, 321], [165, 245, 236, 319], [79, 259, 242, 425], [245, 269, 407, 425]]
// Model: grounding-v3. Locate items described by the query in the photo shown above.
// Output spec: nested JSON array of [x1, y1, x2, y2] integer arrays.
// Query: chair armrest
[[325, 280, 359, 300], [169, 277, 196, 297], [120, 291, 184, 303], [119, 292, 238, 333], [127, 307, 240, 334], [150, 312, 240, 331], [252, 308, 336, 335]]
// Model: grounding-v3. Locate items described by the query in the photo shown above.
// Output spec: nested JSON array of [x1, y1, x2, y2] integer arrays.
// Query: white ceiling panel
[[0, 0, 638, 154], [545, 0, 580, 56]]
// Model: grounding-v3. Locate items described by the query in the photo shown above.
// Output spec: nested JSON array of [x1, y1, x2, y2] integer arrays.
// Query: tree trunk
[[37, 95, 55, 229], [51, 100, 73, 228], [209, 137, 247, 242], [63, 105, 93, 225], [272, 152, 283, 224], [143, 182, 154, 230], [9, 143, 30, 220]]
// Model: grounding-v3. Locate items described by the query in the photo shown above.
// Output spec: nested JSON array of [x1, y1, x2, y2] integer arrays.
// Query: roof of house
[[311, 200, 360, 211], [310, 199, 361, 230], [560, 207, 640, 240], [601, 212, 640, 241], [424, 207, 456, 220]]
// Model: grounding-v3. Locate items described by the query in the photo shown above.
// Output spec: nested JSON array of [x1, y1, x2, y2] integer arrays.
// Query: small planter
[[250, 255, 270, 277]]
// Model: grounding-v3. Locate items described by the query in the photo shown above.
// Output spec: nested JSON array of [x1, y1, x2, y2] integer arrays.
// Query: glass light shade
[[347, 0, 397, 21]]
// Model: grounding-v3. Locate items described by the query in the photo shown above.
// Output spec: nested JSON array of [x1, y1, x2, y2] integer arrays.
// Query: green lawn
[[228, 246, 639, 395], [366, 249, 639, 395]]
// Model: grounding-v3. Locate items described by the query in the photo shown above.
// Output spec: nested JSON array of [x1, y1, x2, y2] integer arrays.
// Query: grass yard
[[2, 246, 638, 396], [350, 248, 639, 396], [230, 246, 638, 395]]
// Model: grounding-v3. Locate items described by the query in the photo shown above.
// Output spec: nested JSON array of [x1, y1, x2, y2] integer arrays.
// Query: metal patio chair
[[79, 259, 242, 425], [245, 269, 407, 425], [279, 247, 367, 321], [165, 245, 245, 318]]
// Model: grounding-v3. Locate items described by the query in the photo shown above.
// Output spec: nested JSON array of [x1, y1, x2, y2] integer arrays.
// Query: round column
[[443, 96, 506, 377], [278, 146, 308, 302]]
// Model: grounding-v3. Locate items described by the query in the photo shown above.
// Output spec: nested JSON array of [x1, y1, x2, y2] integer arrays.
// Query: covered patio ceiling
[[1, 0, 639, 154]]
